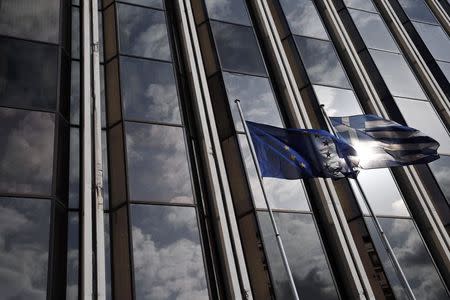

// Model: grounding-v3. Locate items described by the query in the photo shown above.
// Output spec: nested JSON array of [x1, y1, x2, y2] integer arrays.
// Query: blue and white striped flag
[[330, 114, 440, 169]]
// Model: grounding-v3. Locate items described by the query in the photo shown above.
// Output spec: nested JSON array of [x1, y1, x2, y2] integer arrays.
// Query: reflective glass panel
[[0, 0, 60, 43], [398, 0, 438, 24], [211, 21, 266, 76], [343, 0, 377, 12], [118, 4, 171, 61], [120, 56, 181, 124], [238, 135, 310, 211], [0, 197, 51, 300], [313, 85, 363, 116], [67, 212, 79, 300], [204, 0, 251, 26], [429, 155, 450, 204], [223, 72, 283, 131], [350, 169, 409, 216], [294, 36, 351, 88], [102, 132, 110, 210], [438, 61, 450, 82], [126, 122, 194, 204], [130, 205, 209, 299], [0, 108, 55, 195], [69, 128, 80, 209], [71, 61, 80, 125], [258, 212, 339, 300], [370, 50, 427, 100], [394, 97, 450, 154], [413, 22, 450, 62], [120, 0, 164, 9], [380, 217, 449, 299], [72, 7, 80, 59], [279, 0, 328, 40], [349, 9, 399, 52], [0, 37, 58, 111]]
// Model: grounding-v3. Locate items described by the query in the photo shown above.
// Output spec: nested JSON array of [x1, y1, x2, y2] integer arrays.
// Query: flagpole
[[235, 99, 300, 300], [319, 105, 416, 300]]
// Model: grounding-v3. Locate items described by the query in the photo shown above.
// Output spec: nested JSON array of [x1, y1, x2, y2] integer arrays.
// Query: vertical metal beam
[[81, 0, 93, 297], [91, 0, 106, 298]]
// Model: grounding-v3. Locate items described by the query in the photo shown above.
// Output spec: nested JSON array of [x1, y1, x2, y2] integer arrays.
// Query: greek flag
[[330, 114, 440, 169]]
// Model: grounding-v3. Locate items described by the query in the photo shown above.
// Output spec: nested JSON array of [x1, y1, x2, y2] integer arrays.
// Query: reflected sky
[[69, 128, 80, 209], [118, 4, 171, 61], [211, 21, 266, 76], [429, 155, 450, 204], [72, 7, 80, 59], [350, 169, 409, 217], [0, 108, 55, 195], [370, 49, 427, 100], [238, 135, 310, 211], [349, 9, 399, 53], [397, 0, 438, 24], [343, 0, 377, 12], [413, 22, 450, 62], [279, 0, 328, 40], [70, 61, 80, 125], [120, 0, 164, 9], [394, 97, 450, 154], [0, 0, 60, 43], [295, 36, 351, 89], [313, 85, 363, 116], [120, 56, 181, 124], [258, 212, 339, 300], [380, 217, 449, 299], [204, 0, 251, 26], [130, 205, 209, 299], [222, 72, 283, 132], [0, 197, 51, 300], [67, 212, 79, 300], [0, 37, 58, 111], [125, 122, 194, 204], [438, 61, 450, 83]]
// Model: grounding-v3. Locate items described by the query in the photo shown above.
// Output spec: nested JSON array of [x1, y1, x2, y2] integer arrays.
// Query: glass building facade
[[1, 0, 450, 299]]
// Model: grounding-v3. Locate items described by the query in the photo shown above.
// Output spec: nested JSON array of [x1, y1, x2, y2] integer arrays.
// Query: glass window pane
[[120, 56, 181, 124], [0, 0, 60, 43], [69, 128, 80, 209], [350, 169, 409, 216], [438, 61, 450, 83], [71, 61, 80, 125], [394, 97, 450, 154], [238, 135, 311, 211], [398, 0, 439, 24], [0, 108, 55, 195], [102, 131, 110, 210], [349, 9, 399, 53], [257, 212, 339, 300], [118, 4, 171, 61], [72, 7, 80, 59], [343, 0, 377, 12], [130, 205, 209, 299], [211, 21, 266, 76], [126, 123, 194, 204], [294, 36, 351, 88], [120, 0, 164, 9], [0, 197, 51, 299], [379, 217, 449, 299], [413, 22, 450, 62], [67, 212, 79, 300], [204, 0, 251, 26], [0, 37, 58, 111], [313, 85, 363, 116], [370, 50, 427, 100], [223, 72, 283, 131], [429, 155, 450, 204], [279, 0, 328, 40]]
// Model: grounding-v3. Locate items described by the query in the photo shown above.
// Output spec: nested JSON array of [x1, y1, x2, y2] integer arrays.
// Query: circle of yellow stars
[[283, 145, 306, 168]]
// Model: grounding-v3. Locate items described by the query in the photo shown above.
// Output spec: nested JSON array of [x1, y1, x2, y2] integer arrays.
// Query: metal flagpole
[[235, 99, 300, 300], [319, 105, 416, 300]]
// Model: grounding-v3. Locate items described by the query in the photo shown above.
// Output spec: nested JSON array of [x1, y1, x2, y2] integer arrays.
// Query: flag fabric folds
[[330, 114, 440, 169], [246, 121, 359, 180]]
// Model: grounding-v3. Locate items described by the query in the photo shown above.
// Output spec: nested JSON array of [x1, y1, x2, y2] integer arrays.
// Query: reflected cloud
[[0, 198, 50, 300], [131, 205, 208, 300], [429, 155, 450, 202], [313, 85, 362, 116], [343, 0, 377, 12], [205, 0, 251, 26], [0, 108, 55, 195], [397, 0, 438, 24]]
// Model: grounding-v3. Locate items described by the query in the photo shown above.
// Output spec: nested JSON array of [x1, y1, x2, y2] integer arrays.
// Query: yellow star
[[284, 145, 290, 151], [300, 162, 306, 168], [290, 154, 296, 161]]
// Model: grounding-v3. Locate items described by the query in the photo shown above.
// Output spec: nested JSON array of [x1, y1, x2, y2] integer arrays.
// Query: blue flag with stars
[[246, 121, 359, 180]]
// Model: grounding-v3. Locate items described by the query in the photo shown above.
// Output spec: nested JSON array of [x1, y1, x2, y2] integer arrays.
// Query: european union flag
[[247, 121, 359, 180]]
